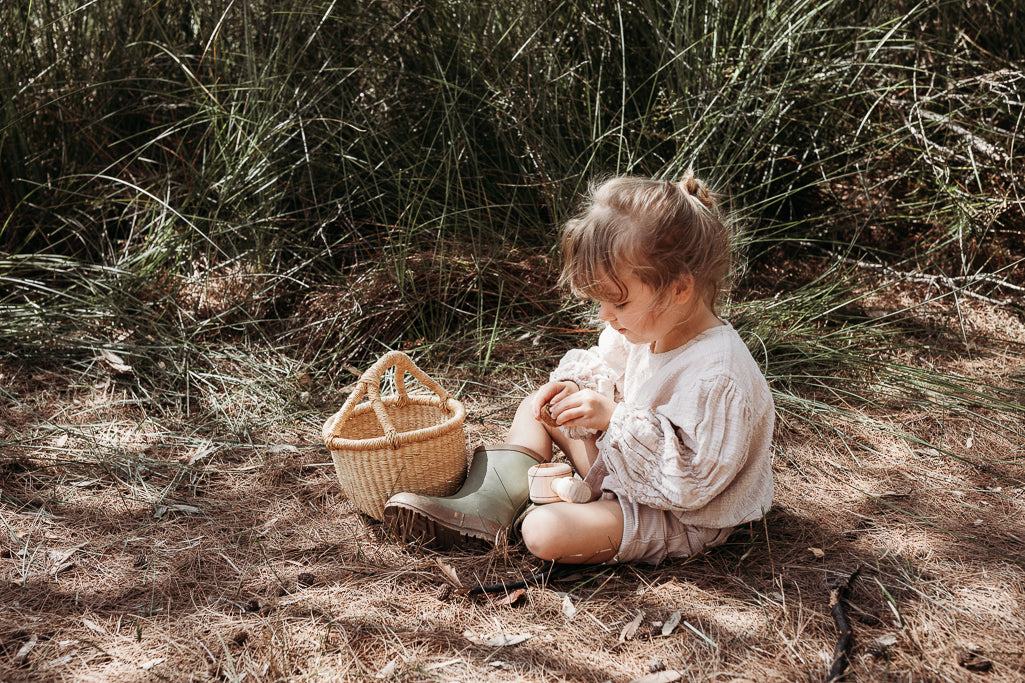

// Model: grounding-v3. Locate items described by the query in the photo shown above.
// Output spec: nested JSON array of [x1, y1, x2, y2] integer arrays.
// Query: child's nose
[[598, 302, 614, 321]]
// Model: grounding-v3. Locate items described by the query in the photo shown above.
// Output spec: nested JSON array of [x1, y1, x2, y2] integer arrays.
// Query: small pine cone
[[538, 404, 559, 428]]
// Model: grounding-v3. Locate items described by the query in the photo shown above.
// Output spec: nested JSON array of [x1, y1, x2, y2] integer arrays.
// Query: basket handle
[[326, 351, 455, 449]]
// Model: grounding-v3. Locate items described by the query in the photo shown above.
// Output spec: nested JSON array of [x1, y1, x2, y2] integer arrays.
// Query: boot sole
[[383, 499, 499, 550]]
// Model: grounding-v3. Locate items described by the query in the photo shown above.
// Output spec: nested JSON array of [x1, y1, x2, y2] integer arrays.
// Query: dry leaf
[[661, 610, 681, 636], [424, 658, 460, 671], [561, 595, 578, 619], [48, 654, 74, 667], [82, 618, 105, 635], [49, 548, 78, 565], [880, 490, 910, 498], [629, 672, 683, 683], [495, 588, 526, 606], [484, 633, 532, 647], [14, 634, 38, 666], [958, 648, 993, 672], [434, 559, 461, 588], [619, 610, 644, 643], [185, 441, 217, 466], [868, 632, 899, 657], [49, 543, 88, 577], [140, 658, 165, 670], [808, 547, 825, 558], [376, 657, 399, 678], [99, 349, 133, 374], [52, 562, 76, 576]]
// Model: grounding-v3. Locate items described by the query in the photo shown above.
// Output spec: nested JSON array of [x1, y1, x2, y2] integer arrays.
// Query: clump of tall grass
[[1, 0, 1022, 432]]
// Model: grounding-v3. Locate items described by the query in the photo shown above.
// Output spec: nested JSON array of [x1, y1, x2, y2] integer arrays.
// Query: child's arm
[[599, 375, 764, 512]]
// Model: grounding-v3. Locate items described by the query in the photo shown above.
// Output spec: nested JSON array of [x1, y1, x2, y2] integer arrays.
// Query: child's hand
[[547, 388, 615, 434], [533, 380, 578, 423]]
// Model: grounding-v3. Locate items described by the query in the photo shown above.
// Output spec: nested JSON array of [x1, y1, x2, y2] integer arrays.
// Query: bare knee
[[521, 499, 623, 564], [520, 507, 563, 561]]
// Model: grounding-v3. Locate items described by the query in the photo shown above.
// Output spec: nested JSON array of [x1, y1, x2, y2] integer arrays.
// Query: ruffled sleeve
[[596, 375, 754, 511]]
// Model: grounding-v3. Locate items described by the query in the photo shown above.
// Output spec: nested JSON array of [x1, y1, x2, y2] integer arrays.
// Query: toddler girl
[[384, 173, 773, 565], [513, 173, 774, 565]]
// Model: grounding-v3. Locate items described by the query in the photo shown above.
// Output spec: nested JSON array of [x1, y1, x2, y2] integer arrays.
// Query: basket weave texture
[[322, 351, 467, 520]]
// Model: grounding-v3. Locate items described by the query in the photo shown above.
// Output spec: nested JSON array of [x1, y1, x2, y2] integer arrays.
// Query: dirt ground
[[1, 290, 1023, 682]]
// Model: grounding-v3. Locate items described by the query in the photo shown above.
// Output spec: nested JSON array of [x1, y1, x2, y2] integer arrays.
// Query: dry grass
[[1, 295, 1023, 682]]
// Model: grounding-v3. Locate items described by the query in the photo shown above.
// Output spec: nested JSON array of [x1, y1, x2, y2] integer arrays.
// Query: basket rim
[[323, 394, 465, 452]]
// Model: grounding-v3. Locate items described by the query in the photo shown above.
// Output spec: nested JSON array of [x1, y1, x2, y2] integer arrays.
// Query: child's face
[[594, 272, 686, 352]]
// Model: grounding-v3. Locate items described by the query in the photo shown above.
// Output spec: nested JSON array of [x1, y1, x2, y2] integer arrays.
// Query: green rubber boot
[[383, 444, 545, 548]]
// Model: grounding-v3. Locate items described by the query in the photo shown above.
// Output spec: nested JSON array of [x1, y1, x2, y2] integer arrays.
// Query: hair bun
[[677, 171, 715, 210]]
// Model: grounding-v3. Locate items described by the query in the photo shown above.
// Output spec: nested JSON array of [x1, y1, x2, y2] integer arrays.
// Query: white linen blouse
[[550, 321, 775, 529]]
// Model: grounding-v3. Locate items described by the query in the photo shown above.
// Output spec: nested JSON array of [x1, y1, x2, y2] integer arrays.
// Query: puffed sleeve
[[596, 375, 753, 510], [548, 325, 628, 439]]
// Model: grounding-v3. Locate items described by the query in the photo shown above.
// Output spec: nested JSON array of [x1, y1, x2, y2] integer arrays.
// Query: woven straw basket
[[321, 351, 467, 521]]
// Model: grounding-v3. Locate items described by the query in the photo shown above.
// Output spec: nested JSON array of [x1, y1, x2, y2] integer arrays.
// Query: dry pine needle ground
[[1, 292, 1023, 682]]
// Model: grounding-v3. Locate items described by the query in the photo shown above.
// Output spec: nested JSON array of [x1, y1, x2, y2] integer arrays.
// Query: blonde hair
[[558, 172, 733, 313]]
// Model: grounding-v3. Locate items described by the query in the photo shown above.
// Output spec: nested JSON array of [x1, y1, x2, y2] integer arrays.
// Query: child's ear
[[673, 275, 696, 304]]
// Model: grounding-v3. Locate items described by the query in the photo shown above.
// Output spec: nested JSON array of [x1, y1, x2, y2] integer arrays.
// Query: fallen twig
[[456, 563, 579, 596], [826, 565, 863, 682]]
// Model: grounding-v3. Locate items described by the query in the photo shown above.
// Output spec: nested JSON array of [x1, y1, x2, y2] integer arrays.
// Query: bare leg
[[506, 393, 600, 476], [520, 499, 624, 564], [507, 393, 622, 564]]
